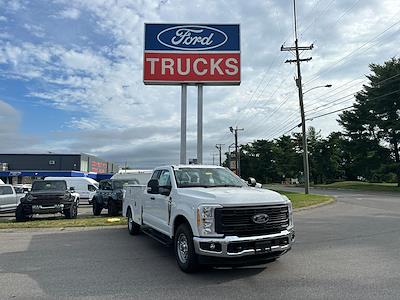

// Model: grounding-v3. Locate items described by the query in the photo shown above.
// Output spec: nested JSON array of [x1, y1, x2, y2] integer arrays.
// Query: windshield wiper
[[179, 184, 211, 188], [206, 184, 243, 188]]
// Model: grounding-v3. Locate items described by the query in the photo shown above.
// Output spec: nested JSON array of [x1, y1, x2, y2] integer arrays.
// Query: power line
[[304, 17, 400, 85]]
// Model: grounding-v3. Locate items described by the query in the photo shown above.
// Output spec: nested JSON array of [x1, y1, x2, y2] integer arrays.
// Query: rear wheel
[[92, 198, 102, 216], [15, 204, 28, 222], [127, 208, 140, 235], [174, 223, 199, 273]]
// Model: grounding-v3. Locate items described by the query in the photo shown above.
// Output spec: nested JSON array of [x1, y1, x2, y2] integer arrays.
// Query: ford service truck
[[123, 165, 294, 272]]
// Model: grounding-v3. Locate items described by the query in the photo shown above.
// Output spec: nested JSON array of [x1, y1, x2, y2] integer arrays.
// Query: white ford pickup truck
[[123, 165, 294, 272]]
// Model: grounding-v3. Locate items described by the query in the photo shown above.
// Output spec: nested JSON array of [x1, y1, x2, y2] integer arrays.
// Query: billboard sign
[[144, 24, 240, 85]]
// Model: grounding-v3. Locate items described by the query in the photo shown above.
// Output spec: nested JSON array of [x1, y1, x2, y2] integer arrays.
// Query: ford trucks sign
[[144, 24, 240, 85]]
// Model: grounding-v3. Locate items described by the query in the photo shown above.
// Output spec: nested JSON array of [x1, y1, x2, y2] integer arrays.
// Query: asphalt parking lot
[[1, 188, 399, 299]]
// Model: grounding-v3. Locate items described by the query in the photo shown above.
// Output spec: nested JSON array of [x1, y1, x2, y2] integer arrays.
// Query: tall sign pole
[[197, 84, 203, 164], [180, 84, 187, 164], [143, 24, 240, 165]]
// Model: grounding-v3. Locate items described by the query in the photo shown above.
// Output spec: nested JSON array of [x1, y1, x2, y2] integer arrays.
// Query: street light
[[303, 84, 332, 95], [300, 83, 332, 194]]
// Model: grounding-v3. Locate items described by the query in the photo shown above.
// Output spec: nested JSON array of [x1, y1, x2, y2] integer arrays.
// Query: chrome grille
[[215, 205, 289, 237]]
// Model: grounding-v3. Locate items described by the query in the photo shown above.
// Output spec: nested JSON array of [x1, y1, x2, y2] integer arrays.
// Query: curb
[[0, 225, 126, 233], [293, 197, 336, 212]]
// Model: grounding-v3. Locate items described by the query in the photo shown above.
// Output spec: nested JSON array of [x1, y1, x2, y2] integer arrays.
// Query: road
[[0, 187, 399, 299]]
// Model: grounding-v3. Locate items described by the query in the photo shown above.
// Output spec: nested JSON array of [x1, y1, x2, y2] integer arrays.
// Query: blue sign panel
[[145, 24, 240, 52]]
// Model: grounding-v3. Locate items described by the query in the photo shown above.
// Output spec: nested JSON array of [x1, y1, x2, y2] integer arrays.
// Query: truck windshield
[[32, 181, 67, 191], [174, 168, 245, 188], [113, 180, 139, 189]]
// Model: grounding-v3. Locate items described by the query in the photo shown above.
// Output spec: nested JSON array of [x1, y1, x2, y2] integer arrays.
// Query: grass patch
[[314, 181, 400, 192], [275, 190, 334, 209], [0, 215, 127, 229]]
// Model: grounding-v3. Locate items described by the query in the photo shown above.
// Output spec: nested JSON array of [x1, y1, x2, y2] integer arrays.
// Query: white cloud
[[58, 7, 80, 19], [0, 99, 37, 151], [23, 24, 45, 38]]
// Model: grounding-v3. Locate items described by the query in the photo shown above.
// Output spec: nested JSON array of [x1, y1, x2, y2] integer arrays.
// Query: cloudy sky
[[0, 0, 399, 168]]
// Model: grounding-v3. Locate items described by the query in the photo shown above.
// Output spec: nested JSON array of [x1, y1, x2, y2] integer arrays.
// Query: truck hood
[[176, 187, 288, 206]]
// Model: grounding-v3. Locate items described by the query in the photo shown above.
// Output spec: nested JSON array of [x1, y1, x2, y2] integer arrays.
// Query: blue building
[[0, 153, 118, 184]]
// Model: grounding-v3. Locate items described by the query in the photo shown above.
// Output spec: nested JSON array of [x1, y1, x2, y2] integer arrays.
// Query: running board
[[141, 226, 173, 247]]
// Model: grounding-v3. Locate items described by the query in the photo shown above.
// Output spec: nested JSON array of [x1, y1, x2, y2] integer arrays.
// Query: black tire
[[15, 204, 28, 222], [108, 200, 118, 216], [64, 203, 78, 219], [92, 198, 102, 216], [127, 208, 140, 235], [174, 223, 199, 273]]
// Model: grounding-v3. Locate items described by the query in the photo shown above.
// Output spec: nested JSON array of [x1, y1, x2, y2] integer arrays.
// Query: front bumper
[[193, 228, 295, 258], [20, 202, 73, 214]]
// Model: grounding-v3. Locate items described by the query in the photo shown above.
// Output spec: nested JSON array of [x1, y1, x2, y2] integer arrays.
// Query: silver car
[[0, 185, 20, 213]]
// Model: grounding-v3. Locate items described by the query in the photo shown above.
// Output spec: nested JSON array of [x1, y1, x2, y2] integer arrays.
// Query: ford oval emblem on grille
[[252, 213, 269, 224]]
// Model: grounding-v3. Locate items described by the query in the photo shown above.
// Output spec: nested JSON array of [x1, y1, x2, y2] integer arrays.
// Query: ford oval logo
[[157, 25, 228, 51], [252, 213, 269, 224]]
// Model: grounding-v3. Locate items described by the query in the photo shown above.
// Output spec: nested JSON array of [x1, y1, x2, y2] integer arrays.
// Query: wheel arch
[[173, 214, 191, 238]]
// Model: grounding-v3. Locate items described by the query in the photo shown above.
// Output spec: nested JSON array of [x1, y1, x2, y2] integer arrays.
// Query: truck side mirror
[[69, 187, 75, 191], [247, 177, 257, 187], [160, 185, 172, 196], [147, 179, 159, 194]]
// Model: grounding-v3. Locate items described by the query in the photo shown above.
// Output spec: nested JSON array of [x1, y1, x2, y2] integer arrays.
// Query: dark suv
[[16, 180, 79, 222], [92, 179, 139, 216]]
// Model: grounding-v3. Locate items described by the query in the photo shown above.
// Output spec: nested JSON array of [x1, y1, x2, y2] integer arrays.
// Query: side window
[[88, 185, 97, 192], [104, 181, 112, 190], [0, 186, 13, 195], [99, 181, 105, 190], [158, 170, 171, 187], [151, 170, 161, 180]]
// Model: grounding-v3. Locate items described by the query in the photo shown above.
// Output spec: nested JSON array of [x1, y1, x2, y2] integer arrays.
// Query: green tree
[[339, 58, 400, 185]]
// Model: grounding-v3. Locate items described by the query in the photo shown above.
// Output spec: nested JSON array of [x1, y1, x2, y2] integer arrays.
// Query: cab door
[[152, 169, 172, 234]]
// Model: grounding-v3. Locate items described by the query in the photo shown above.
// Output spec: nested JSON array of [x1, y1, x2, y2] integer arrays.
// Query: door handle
[[150, 197, 155, 200]]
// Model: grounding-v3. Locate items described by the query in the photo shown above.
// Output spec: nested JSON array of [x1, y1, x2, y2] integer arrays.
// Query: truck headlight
[[288, 200, 293, 227], [196, 205, 221, 237], [282, 195, 294, 227]]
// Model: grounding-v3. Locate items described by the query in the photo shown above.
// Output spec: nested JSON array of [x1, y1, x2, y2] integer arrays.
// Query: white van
[[45, 177, 99, 204], [0, 179, 4, 185], [111, 170, 152, 185]]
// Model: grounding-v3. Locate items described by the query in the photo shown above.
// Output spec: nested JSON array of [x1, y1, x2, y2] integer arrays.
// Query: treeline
[[230, 58, 400, 186]]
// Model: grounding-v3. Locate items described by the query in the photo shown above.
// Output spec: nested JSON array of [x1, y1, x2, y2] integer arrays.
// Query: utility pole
[[211, 153, 218, 165], [281, 0, 312, 194], [229, 126, 244, 176], [215, 144, 225, 166]]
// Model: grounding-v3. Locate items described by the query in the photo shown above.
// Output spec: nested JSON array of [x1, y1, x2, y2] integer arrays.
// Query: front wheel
[[64, 203, 78, 219], [92, 198, 102, 216], [127, 209, 140, 235], [174, 223, 199, 273], [15, 204, 28, 222]]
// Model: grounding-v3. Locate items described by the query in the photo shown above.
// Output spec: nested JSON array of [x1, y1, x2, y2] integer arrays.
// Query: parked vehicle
[[0, 184, 21, 213], [15, 180, 80, 222], [0, 179, 5, 184], [45, 177, 98, 204], [13, 184, 32, 193], [92, 178, 144, 216], [111, 169, 152, 183], [123, 165, 295, 272]]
